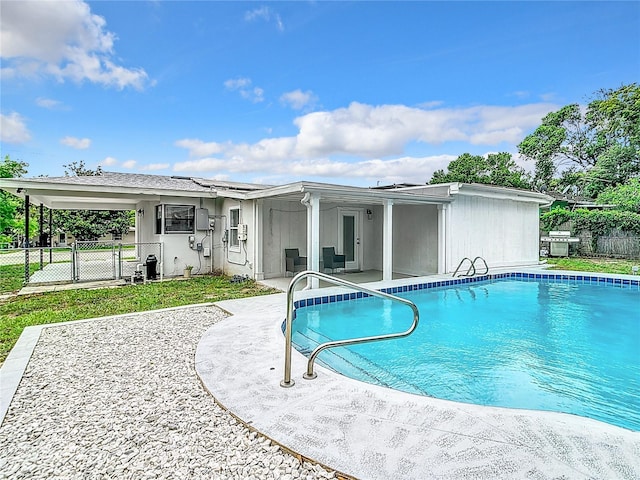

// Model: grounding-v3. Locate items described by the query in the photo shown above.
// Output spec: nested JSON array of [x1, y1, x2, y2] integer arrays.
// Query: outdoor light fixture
[[137, 209, 144, 216]]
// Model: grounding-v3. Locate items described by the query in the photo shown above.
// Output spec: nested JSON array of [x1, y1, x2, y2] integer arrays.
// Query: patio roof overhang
[[246, 181, 454, 205], [0, 174, 553, 211], [0, 177, 216, 210]]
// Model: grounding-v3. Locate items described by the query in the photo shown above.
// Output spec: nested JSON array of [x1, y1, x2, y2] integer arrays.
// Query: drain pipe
[[300, 193, 314, 290]]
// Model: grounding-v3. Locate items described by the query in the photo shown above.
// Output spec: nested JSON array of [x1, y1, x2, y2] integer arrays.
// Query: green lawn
[[0, 276, 278, 363], [544, 257, 640, 275], [0, 264, 45, 294], [0, 264, 24, 294]]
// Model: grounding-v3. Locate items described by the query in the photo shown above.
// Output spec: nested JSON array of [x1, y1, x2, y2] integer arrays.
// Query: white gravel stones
[[0, 306, 336, 479]]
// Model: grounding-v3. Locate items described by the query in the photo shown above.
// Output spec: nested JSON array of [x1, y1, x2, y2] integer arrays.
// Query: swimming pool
[[291, 273, 640, 431]]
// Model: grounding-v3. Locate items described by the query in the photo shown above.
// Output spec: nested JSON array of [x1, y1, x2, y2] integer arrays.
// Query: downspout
[[300, 192, 318, 289]]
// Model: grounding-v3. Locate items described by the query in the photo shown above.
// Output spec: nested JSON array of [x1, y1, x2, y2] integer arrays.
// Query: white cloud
[[224, 77, 251, 90], [0, 0, 149, 90], [121, 160, 137, 169], [101, 156, 118, 166], [0, 112, 31, 143], [173, 154, 457, 186], [280, 89, 318, 110], [140, 163, 170, 171], [172, 100, 557, 185], [244, 6, 284, 32], [175, 138, 224, 157], [60, 136, 91, 149], [292, 102, 557, 157], [224, 77, 264, 103], [36, 97, 63, 109], [417, 100, 444, 109]]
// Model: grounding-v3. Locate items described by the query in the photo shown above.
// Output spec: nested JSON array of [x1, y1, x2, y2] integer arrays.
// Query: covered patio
[[248, 182, 452, 286]]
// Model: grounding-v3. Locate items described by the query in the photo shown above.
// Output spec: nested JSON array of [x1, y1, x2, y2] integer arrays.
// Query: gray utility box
[[196, 208, 209, 231]]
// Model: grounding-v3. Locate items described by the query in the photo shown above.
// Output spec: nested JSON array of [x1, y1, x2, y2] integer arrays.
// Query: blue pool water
[[291, 276, 640, 431]]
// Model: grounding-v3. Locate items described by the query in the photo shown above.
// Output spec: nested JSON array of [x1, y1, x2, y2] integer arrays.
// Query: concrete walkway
[[196, 274, 640, 480]]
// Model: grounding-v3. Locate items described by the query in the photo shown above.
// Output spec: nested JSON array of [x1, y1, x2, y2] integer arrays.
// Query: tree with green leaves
[[518, 83, 640, 196], [0, 155, 34, 245], [53, 161, 132, 241], [430, 152, 531, 189], [596, 178, 640, 213]]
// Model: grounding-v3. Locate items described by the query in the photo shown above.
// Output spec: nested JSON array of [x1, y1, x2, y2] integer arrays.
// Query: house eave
[[246, 181, 452, 205], [0, 177, 216, 209], [448, 183, 554, 205]]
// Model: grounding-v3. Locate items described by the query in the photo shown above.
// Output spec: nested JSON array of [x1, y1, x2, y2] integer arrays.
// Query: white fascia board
[[246, 181, 451, 205], [0, 178, 215, 200], [212, 188, 253, 200], [244, 182, 305, 199], [452, 183, 553, 205]]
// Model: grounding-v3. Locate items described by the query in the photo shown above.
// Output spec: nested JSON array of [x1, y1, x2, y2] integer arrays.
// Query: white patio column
[[437, 204, 447, 274], [254, 200, 264, 280], [382, 199, 393, 281], [303, 193, 320, 289]]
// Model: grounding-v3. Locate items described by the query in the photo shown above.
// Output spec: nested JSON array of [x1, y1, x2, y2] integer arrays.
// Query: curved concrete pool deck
[[195, 275, 640, 480]]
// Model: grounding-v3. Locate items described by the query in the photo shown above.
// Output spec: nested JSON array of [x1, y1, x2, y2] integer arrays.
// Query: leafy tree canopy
[[596, 178, 640, 213], [0, 155, 31, 242], [430, 152, 531, 189], [64, 160, 103, 177], [54, 161, 131, 241], [518, 83, 640, 196], [0, 155, 28, 179]]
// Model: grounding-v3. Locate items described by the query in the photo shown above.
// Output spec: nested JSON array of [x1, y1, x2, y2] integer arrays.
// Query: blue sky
[[1, 1, 638, 187]]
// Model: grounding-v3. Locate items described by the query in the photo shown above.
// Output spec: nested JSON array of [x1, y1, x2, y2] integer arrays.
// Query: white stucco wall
[[446, 194, 541, 271], [361, 205, 382, 271], [136, 197, 218, 277], [392, 205, 439, 276], [218, 198, 255, 277], [261, 199, 307, 278]]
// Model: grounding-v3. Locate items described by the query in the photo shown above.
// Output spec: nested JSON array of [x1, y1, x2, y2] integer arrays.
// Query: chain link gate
[[73, 242, 162, 283]]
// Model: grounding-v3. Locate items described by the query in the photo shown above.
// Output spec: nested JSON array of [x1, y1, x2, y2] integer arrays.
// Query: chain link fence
[[0, 242, 162, 294]]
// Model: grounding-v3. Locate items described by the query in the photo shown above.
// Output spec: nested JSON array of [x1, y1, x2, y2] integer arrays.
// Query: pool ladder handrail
[[281, 270, 420, 388], [452, 256, 489, 277]]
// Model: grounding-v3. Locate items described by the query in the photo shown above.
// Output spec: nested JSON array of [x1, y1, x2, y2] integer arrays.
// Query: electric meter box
[[237, 223, 248, 241], [196, 208, 210, 231]]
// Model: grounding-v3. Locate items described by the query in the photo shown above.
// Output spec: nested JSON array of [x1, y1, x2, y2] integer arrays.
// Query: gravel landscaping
[[0, 305, 336, 479]]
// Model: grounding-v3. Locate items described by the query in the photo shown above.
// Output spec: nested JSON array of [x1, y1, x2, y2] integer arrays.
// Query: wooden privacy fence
[[541, 224, 640, 258], [575, 230, 640, 258]]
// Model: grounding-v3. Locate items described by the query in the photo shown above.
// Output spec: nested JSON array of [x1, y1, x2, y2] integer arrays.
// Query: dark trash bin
[[145, 254, 158, 280]]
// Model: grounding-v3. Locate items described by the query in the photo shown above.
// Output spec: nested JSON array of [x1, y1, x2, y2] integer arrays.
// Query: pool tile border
[[293, 272, 639, 309]]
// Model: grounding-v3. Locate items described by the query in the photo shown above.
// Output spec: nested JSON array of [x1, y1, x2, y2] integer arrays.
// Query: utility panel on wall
[[196, 208, 209, 231]]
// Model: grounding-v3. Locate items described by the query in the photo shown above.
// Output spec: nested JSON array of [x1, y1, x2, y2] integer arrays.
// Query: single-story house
[[0, 172, 552, 284]]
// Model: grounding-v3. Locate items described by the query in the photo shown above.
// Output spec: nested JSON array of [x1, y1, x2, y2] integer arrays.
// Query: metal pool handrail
[[280, 270, 419, 388], [452, 256, 489, 277]]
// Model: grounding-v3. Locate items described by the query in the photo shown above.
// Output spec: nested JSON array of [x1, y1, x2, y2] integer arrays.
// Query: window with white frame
[[229, 207, 240, 250]]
